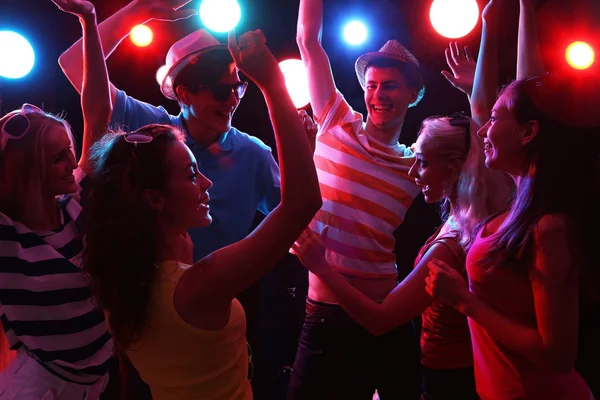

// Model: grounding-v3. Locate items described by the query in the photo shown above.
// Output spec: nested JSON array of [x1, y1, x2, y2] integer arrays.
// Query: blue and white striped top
[[0, 168, 113, 384]]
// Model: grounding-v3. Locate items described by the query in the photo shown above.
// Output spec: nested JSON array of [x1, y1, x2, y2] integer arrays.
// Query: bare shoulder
[[531, 213, 574, 281], [421, 241, 465, 273]]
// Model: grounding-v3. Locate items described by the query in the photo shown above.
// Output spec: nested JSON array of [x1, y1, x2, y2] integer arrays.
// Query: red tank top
[[415, 227, 474, 370], [466, 221, 590, 399]]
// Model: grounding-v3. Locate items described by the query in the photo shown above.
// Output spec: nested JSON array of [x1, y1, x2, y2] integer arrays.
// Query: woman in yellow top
[[83, 30, 321, 399]]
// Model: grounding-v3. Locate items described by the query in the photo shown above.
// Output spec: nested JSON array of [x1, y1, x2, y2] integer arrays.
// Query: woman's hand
[[425, 258, 471, 310], [291, 226, 331, 276]]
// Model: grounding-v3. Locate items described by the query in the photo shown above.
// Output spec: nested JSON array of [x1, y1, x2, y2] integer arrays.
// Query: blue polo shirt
[[110, 89, 281, 260]]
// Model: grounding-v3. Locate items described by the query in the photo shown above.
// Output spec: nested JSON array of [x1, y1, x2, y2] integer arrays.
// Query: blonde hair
[[0, 109, 75, 225], [418, 116, 513, 249]]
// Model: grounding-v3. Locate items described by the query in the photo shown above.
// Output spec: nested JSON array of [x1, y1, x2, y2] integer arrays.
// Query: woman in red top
[[426, 0, 597, 398], [427, 75, 597, 400]]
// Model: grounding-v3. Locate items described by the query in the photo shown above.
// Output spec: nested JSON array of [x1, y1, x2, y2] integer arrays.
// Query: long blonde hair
[[418, 116, 513, 249], [0, 109, 75, 225]]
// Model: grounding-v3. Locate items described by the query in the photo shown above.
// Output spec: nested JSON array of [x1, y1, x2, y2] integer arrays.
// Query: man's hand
[[227, 29, 284, 89], [299, 110, 318, 153], [51, 0, 95, 17], [291, 227, 331, 276]]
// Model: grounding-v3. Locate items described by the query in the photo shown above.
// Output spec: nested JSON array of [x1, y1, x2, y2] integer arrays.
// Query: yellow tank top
[[126, 261, 252, 400]]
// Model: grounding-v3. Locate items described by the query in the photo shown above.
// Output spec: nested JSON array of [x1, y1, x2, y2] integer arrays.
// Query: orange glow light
[[130, 25, 153, 47]]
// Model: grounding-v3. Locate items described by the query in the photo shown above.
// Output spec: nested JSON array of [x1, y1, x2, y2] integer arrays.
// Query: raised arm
[[470, 0, 500, 127], [58, 0, 196, 107], [175, 30, 321, 309], [517, 0, 545, 79], [296, 0, 337, 118], [52, 0, 110, 168]]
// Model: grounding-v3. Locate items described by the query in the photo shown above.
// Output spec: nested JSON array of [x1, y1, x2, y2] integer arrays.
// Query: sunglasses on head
[[448, 112, 471, 156], [123, 124, 172, 146], [1, 103, 45, 152], [198, 81, 249, 102]]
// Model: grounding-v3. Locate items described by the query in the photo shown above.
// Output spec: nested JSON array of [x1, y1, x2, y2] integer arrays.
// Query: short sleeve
[[257, 147, 281, 215], [110, 89, 174, 131], [314, 91, 359, 137]]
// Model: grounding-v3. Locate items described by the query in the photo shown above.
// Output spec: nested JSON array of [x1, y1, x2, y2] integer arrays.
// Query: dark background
[[1, 0, 599, 398]]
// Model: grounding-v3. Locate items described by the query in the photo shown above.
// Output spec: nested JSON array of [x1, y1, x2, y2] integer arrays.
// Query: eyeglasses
[[448, 112, 471, 156], [198, 81, 248, 102], [1, 103, 45, 151]]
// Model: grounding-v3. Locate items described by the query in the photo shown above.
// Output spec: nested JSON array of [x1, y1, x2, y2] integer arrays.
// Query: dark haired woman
[[83, 30, 321, 400]]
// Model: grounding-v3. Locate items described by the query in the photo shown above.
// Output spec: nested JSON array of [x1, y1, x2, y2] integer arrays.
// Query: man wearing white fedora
[[58, 0, 282, 263], [288, 0, 424, 398]]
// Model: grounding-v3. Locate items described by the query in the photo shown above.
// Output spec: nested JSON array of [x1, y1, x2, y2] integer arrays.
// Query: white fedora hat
[[161, 29, 227, 100], [355, 40, 425, 107]]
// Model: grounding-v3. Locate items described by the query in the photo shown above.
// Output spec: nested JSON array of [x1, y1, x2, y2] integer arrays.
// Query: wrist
[[127, 0, 154, 24], [258, 72, 287, 93], [456, 290, 476, 315], [80, 10, 97, 25]]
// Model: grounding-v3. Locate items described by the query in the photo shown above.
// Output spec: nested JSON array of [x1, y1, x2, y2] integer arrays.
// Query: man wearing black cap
[[288, 0, 424, 398]]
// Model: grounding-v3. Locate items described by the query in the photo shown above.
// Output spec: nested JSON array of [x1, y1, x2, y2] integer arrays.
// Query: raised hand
[[51, 0, 94, 17], [424, 259, 470, 309], [298, 110, 318, 153], [441, 42, 477, 97], [133, 0, 198, 22], [227, 29, 283, 89]]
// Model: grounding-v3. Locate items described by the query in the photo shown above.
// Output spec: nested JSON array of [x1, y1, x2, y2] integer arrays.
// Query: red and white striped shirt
[[310, 92, 420, 279]]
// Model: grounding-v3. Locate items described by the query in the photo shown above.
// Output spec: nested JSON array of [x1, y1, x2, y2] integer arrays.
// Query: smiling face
[[364, 65, 417, 131], [183, 66, 243, 137], [159, 141, 213, 230], [477, 90, 532, 176], [408, 134, 456, 203], [43, 123, 79, 196]]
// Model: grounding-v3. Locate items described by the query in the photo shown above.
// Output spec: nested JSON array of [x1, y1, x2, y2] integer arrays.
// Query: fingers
[[298, 110, 309, 126], [428, 259, 451, 272], [290, 242, 300, 255], [171, 8, 198, 21], [444, 48, 457, 74], [424, 275, 435, 297], [227, 28, 241, 62], [441, 70, 456, 85], [173, 0, 193, 10], [464, 46, 471, 62], [450, 42, 460, 65], [321, 226, 329, 240], [254, 29, 267, 45]]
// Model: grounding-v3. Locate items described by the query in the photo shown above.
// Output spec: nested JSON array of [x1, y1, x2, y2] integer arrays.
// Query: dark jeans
[[287, 298, 421, 400], [421, 366, 479, 400]]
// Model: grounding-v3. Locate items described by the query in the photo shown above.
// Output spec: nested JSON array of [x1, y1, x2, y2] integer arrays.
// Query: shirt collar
[[176, 113, 233, 153]]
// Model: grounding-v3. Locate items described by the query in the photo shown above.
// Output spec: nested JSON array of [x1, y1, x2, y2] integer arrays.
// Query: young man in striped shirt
[[288, 0, 425, 398]]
